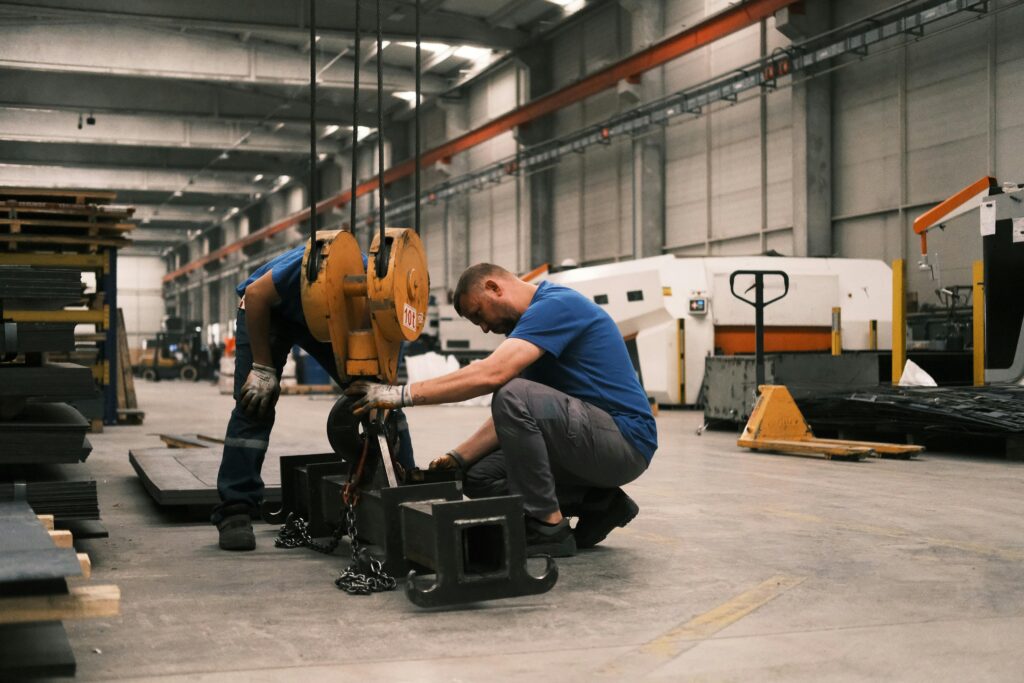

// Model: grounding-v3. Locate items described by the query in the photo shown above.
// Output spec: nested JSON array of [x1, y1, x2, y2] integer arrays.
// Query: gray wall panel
[[665, 116, 709, 250]]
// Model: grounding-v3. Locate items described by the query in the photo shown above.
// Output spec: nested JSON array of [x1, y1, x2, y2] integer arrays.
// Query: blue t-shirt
[[510, 281, 658, 462], [236, 245, 367, 327]]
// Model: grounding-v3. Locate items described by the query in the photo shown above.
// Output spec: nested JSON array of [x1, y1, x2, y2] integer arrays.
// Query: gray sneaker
[[524, 517, 576, 558]]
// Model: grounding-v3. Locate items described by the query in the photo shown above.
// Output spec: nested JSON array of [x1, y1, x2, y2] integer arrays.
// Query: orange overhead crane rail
[[912, 176, 997, 255], [164, 0, 799, 283]]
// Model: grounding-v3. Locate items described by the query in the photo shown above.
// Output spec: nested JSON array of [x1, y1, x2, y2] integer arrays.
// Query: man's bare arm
[[242, 271, 282, 367], [408, 338, 543, 406]]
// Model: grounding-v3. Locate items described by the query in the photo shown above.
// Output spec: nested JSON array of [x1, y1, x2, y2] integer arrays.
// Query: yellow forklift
[[135, 317, 212, 382]]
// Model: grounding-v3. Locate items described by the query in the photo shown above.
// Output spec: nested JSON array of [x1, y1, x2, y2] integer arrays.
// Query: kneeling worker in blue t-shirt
[[348, 263, 657, 557]]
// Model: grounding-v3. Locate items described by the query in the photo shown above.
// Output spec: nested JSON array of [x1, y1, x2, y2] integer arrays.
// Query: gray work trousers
[[464, 378, 649, 517]]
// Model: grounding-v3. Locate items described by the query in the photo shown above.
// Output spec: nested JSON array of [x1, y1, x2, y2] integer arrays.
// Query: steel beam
[[131, 228, 194, 243], [0, 71, 355, 126], [133, 205, 228, 224], [0, 164, 259, 196], [0, 141, 302, 177], [0, 108, 330, 156], [0, 22, 447, 94], [164, 0, 796, 281], [0, 0, 526, 48]]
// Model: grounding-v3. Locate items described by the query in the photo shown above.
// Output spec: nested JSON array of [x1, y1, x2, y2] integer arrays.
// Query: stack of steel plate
[[0, 265, 84, 310], [1, 266, 105, 536], [0, 366, 95, 463], [0, 500, 82, 678], [0, 466, 100, 521]]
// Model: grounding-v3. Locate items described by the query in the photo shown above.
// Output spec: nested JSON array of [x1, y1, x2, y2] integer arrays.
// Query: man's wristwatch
[[445, 449, 467, 470]]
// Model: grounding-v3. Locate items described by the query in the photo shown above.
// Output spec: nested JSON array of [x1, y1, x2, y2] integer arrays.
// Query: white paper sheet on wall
[[980, 200, 996, 236], [1014, 217, 1024, 244]]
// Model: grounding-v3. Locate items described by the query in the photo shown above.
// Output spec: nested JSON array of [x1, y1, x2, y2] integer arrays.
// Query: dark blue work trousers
[[213, 306, 413, 522]]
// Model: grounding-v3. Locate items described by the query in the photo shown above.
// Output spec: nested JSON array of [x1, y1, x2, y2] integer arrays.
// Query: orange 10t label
[[402, 303, 418, 331]]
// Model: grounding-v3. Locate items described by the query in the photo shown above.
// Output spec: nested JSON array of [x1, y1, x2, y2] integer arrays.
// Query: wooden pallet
[[1, 199, 134, 219], [0, 188, 118, 205], [0, 233, 132, 251], [0, 505, 119, 628], [0, 217, 133, 232], [115, 309, 143, 425]]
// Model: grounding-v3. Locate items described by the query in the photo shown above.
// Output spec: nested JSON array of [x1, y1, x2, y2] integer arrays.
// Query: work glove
[[239, 362, 280, 418], [346, 380, 412, 415], [428, 450, 466, 471]]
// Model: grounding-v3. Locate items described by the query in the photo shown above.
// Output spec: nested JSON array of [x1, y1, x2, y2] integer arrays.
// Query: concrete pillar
[[438, 95, 471, 290], [779, 3, 832, 257], [624, 0, 666, 259]]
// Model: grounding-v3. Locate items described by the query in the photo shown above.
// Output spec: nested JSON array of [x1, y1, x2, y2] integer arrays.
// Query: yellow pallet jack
[[738, 385, 923, 461], [727, 269, 923, 461]]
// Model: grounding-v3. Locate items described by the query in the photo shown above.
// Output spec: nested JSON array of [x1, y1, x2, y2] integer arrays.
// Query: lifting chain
[[273, 512, 343, 554], [334, 501, 396, 595], [273, 506, 396, 595]]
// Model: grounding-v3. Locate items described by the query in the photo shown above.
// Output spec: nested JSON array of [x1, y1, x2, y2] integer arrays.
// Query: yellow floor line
[[601, 575, 805, 676], [767, 508, 1024, 562]]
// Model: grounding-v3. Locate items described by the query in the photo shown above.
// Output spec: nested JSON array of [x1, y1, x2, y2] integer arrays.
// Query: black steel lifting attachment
[[272, 399, 560, 607], [402, 496, 558, 608]]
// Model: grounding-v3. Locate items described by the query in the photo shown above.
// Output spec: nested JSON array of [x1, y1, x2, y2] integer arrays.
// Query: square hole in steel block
[[460, 523, 507, 578]]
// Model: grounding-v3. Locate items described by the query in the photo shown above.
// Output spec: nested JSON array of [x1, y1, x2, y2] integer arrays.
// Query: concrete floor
[[64, 380, 1024, 682]]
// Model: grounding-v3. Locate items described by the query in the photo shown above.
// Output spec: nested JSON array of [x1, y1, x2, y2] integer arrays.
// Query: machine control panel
[[688, 294, 709, 315]]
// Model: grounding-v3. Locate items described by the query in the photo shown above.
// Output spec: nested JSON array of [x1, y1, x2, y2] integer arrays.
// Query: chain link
[[274, 512, 343, 554], [334, 502, 397, 595], [274, 506, 396, 595]]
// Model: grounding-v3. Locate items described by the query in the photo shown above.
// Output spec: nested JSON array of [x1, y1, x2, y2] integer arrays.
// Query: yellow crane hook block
[[737, 385, 924, 461]]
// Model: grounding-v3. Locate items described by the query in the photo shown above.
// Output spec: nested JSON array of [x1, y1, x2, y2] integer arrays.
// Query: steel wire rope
[[374, 0, 388, 277], [349, 0, 362, 239], [305, 0, 321, 282]]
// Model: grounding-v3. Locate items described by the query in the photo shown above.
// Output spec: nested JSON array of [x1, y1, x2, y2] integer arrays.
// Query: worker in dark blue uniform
[[214, 244, 415, 551]]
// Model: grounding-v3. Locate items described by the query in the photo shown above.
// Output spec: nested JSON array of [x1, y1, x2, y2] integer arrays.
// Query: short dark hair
[[453, 263, 508, 317]]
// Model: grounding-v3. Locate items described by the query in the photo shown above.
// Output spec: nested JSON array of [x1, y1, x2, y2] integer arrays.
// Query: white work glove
[[239, 362, 280, 418], [345, 380, 412, 415]]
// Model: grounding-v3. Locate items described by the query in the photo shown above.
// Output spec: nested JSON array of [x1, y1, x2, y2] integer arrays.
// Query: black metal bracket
[[401, 496, 558, 608], [262, 452, 343, 525], [355, 482, 463, 576]]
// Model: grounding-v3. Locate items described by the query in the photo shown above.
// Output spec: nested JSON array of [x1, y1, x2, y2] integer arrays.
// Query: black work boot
[[217, 503, 256, 551], [573, 488, 639, 549], [524, 516, 576, 558]]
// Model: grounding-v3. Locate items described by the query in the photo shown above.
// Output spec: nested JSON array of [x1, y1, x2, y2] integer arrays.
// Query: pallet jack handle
[[728, 270, 790, 389]]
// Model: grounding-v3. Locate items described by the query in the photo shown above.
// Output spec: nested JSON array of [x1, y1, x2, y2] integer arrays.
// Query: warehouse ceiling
[[0, 0, 586, 253]]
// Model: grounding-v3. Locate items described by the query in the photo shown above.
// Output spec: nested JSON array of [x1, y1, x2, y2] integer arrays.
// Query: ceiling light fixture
[[453, 45, 491, 63], [252, 173, 264, 182], [398, 41, 449, 53], [351, 125, 374, 141], [393, 91, 423, 105]]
